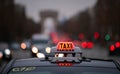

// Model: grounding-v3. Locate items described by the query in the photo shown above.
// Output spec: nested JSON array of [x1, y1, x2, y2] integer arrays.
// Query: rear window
[[32, 40, 48, 44], [9, 66, 120, 74]]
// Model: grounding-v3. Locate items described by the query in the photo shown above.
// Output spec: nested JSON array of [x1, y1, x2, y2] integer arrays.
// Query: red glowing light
[[81, 42, 87, 48], [110, 45, 115, 52], [58, 63, 73, 66], [79, 33, 84, 40], [87, 42, 94, 48], [94, 32, 100, 39], [115, 42, 120, 48]]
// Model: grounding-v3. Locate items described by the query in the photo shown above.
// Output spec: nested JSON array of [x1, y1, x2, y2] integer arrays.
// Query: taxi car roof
[[11, 58, 116, 68]]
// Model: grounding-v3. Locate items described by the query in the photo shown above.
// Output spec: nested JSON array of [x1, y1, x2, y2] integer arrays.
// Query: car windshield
[[9, 67, 120, 74]]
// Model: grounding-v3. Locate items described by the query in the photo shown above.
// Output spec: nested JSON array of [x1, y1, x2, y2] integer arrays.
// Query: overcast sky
[[15, 0, 97, 23]]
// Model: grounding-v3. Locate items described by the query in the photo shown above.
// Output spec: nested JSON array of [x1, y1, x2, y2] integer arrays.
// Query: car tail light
[[110, 45, 115, 52], [81, 42, 87, 48], [115, 42, 120, 48], [87, 42, 94, 49]]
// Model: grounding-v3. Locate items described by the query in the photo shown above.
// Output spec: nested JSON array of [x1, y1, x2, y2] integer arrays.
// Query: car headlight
[[45, 47, 51, 53], [55, 53, 64, 58], [0, 52, 3, 59], [58, 53, 64, 57], [36, 53, 45, 58], [4, 49, 11, 55], [32, 46, 38, 54]]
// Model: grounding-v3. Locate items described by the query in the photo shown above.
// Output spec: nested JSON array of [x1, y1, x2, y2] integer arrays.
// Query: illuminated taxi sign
[[57, 42, 74, 51]]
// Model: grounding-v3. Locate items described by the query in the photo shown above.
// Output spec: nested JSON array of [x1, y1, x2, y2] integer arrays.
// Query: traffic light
[[78, 33, 84, 40], [94, 32, 99, 39], [105, 34, 110, 41]]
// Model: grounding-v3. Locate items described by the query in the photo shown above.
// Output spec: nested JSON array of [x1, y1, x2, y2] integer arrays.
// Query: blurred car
[[31, 34, 50, 57], [2, 42, 120, 74], [10, 41, 20, 50], [72, 40, 94, 49], [109, 41, 120, 55], [0, 42, 12, 61], [31, 39, 49, 57], [81, 41, 94, 49]]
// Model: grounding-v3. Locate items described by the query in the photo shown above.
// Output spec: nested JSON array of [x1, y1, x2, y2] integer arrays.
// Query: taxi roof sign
[[57, 42, 75, 51]]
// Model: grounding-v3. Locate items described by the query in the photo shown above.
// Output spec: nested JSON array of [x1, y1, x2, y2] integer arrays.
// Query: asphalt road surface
[[82, 45, 120, 60]]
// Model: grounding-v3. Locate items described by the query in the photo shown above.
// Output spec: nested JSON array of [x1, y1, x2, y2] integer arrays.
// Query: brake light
[[57, 42, 74, 51], [58, 63, 73, 66], [87, 42, 94, 48], [81, 42, 87, 48], [110, 45, 115, 52], [115, 42, 120, 48]]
